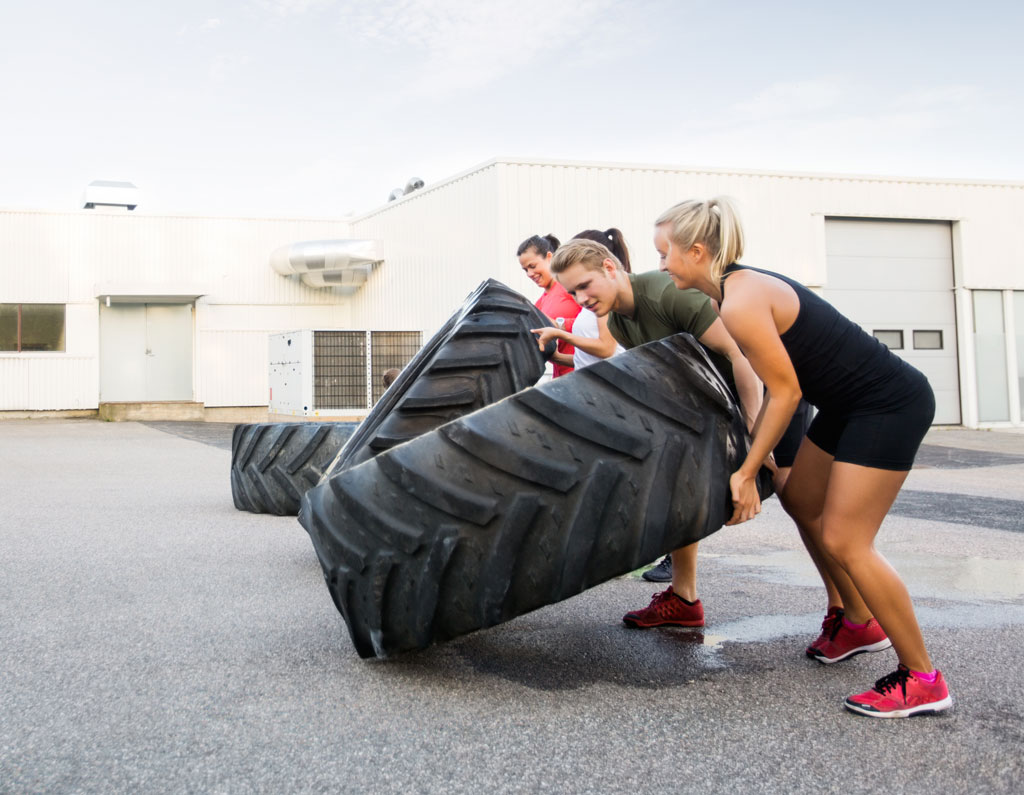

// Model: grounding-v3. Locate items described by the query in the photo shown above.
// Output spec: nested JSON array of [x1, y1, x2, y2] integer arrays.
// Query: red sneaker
[[807, 614, 891, 664], [622, 587, 704, 628], [845, 665, 953, 718], [805, 606, 844, 657]]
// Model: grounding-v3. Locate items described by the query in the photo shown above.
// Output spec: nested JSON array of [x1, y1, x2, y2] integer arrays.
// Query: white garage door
[[824, 219, 960, 424]]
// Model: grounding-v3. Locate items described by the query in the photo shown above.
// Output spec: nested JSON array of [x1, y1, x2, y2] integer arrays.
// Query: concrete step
[[99, 401, 205, 422]]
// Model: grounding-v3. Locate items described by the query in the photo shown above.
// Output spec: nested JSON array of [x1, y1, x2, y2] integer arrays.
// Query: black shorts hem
[[831, 454, 914, 472], [805, 388, 935, 472]]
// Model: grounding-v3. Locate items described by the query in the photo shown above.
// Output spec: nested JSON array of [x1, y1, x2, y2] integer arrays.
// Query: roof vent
[[82, 180, 139, 210], [387, 177, 425, 202]]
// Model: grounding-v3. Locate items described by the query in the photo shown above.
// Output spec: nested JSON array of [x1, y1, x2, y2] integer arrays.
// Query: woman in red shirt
[[517, 233, 581, 377]]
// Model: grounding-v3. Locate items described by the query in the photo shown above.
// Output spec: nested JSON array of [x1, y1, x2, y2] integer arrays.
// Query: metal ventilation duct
[[270, 239, 383, 293]]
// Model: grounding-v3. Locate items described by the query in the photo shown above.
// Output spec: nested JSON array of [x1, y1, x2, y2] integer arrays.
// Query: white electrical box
[[269, 331, 315, 416], [268, 329, 422, 419]]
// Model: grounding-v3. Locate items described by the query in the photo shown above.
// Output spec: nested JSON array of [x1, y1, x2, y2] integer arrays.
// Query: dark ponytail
[[517, 233, 561, 258], [571, 228, 632, 273]]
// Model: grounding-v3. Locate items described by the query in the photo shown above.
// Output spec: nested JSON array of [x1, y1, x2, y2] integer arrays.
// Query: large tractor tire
[[321, 278, 556, 478], [300, 333, 773, 658], [230, 422, 356, 515]]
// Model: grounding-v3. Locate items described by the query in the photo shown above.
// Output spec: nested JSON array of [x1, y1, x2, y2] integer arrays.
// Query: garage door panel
[[825, 255, 954, 291], [930, 388, 960, 424], [828, 291, 954, 326], [825, 220, 952, 259]]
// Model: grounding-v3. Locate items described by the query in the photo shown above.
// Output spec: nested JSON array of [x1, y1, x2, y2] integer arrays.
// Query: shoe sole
[[808, 638, 892, 664], [622, 617, 704, 628], [843, 695, 953, 718], [641, 573, 672, 583]]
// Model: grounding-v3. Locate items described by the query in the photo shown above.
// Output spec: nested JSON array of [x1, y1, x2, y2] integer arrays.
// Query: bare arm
[[697, 316, 763, 431], [531, 323, 620, 359], [718, 284, 803, 525]]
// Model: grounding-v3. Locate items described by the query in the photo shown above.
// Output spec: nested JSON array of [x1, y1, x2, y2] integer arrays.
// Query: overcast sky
[[2, 0, 1021, 218]]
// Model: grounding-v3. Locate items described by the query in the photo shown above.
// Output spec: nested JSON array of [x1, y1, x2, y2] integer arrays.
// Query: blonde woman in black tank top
[[652, 197, 951, 719]]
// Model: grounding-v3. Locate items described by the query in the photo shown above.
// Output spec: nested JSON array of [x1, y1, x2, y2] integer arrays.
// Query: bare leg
[[820, 462, 933, 672], [777, 462, 842, 609], [773, 466, 793, 495], [670, 543, 698, 601], [780, 440, 871, 622]]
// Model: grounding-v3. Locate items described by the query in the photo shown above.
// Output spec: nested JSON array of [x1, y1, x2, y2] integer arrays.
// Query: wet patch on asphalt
[[892, 490, 1024, 533], [914, 444, 1024, 470], [705, 549, 1024, 603], [140, 421, 237, 450]]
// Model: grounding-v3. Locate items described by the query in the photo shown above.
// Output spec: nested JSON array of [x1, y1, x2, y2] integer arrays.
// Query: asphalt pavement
[[1, 419, 1022, 794]]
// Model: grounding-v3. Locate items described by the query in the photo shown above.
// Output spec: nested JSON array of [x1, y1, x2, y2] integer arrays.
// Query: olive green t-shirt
[[607, 271, 734, 385]]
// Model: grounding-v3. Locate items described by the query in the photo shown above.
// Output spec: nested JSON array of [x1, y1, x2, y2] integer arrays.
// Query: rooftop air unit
[[82, 180, 139, 210]]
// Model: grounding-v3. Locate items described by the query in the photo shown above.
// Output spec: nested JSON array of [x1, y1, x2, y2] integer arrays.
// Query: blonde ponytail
[[655, 196, 744, 282]]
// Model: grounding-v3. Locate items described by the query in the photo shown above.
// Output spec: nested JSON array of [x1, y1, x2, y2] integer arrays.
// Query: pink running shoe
[[805, 606, 844, 657], [807, 614, 892, 664], [845, 665, 953, 718], [622, 586, 704, 628]]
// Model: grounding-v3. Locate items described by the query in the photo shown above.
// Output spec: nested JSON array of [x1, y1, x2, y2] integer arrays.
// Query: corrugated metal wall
[[492, 160, 1024, 289], [0, 357, 96, 410], [0, 209, 353, 410], [344, 159, 1024, 341], [346, 166, 502, 334], [4, 161, 1023, 414], [339, 158, 1024, 428]]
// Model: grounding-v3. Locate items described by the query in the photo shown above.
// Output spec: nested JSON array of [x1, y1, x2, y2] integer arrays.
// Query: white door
[[100, 303, 193, 401], [824, 219, 960, 424]]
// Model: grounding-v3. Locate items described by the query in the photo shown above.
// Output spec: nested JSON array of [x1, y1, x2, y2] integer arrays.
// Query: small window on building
[[0, 304, 66, 352], [873, 330, 903, 350], [913, 330, 943, 350], [0, 304, 17, 350]]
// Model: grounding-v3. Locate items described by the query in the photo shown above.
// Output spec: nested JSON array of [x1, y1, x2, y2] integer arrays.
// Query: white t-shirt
[[572, 308, 625, 369]]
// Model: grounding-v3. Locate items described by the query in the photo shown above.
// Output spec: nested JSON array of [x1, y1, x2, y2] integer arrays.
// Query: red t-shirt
[[535, 281, 582, 378]]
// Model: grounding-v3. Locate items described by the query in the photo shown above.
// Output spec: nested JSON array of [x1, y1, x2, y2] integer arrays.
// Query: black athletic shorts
[[773, 399, 814, 468], [806, 385, 936, 471]]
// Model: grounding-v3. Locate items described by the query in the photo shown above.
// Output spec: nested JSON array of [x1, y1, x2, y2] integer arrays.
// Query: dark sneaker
[[808, 614, 891, 664], [623, 587, 704, 628], [844, 665, 953, 718], [641, 554, 672, 583], [805, 606, 844, 657]]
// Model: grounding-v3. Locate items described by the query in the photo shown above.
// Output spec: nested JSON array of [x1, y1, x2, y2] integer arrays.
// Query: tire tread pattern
[[230, 422, 355, 515], [301, 333, 773, 658]]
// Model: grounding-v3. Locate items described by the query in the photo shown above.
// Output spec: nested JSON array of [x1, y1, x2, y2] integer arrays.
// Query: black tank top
[[720, 264, 928, 414]]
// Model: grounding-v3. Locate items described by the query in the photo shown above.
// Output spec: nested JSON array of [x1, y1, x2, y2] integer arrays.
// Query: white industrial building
[[2, 158, 1023, 427]]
